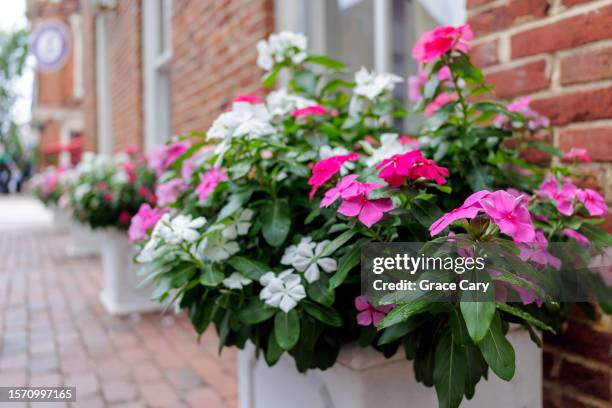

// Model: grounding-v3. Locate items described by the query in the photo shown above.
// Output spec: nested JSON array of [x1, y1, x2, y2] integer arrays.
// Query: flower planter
[[99, 229, 162, 315], [65, 221, 100, 257], [50, 205, 71, 232], [238, 327, 541, 408]]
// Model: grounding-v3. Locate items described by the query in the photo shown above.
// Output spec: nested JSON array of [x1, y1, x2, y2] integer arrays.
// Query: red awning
[[41, 137, 84, 155]]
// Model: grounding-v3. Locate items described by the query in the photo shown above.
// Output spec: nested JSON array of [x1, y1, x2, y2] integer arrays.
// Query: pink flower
[[320, 174, 360, 207], [518, 230, 561, 270], [430, 190, 535, 242], [495, 96, 550, 131], [562, 147, 592, 163], [355, 296, 394, 327], [181, 145, 215, 180], [438, 65, 452, 81], [121, 161, 136, 183], [399, 136, 420, 148], [409, 158, 449, 185], [118, 211, 132, 224], [577, 188, 608, 217], [138, 186, 156, 204], [308, 153, 359, 199], [125, 144, 139, 155], [338, 183, 394, 228], [41, 171, 60, 197], [376, 150, 424, 187], [128, 204, 168, 242], [563, 228, 589, 246], [535, 177, 578, 216], [155, 179, 187, 206], [412, 24, 473, 63], [104, 192, 114, 203], [148, 141, 190, 176], [291, 105, 327, 118], [196, 167, 228, 201], [408, 68, 428, 102], [425, 92, 457, 117], [233, 94, 263, 104]]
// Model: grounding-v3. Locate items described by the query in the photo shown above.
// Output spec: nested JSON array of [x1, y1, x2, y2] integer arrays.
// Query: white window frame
[[143, 0, 173, 151], [95, 13, 113, 155]]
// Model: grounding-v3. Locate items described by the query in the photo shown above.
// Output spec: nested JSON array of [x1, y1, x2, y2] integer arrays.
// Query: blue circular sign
[[31, 21, 71, 72]]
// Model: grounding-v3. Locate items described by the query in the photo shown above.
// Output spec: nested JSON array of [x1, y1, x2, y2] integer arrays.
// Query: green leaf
[[460, 301, 496, 343], [262, 199, 291, 247], [527, 140, 563, 157], [377, 315, 426, 345], [306, 277, 335, 306], [189, 296, 215, 334], [464, 343, 486, 399], [293, 70, 318, 95], [477, 312, 515, 381], [199, 265, 224, 287], [320, 229, 356, 258], [238, 299, 276, 324], [330, 242, 362, 289], [466, 164, 494, 191], [274, 309, 300, 350], [262, 65, 281, 87], [265, 332, 284, 365], [410, 199, 444, 229], [433, 331, 467, 408], [227, 256, 268, 280], [303, 301, 342, 327], [449, 307, 470, 345], [378, 301, 431, 329], [496, 303, 555, 333], [305, 55, 346, 70]]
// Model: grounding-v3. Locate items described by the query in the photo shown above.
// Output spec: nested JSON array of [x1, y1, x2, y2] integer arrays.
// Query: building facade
[[28, 0, 612, 406]]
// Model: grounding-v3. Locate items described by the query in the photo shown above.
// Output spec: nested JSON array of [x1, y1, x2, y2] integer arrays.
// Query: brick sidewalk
[[0, 222, 238, 407]]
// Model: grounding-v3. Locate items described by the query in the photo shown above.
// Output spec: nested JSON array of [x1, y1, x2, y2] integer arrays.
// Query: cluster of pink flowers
[[562, 147, 592, 163], [291, 105, 327, 118], [517, 230, 561, 270], [40, 169, 62, 197], [308, 153, 359, 199], [233, 94, 263, 104], [155, 179, 188, 206], [354, 296, 394, 327], [408, 66, 452, 104], [430, 190, 536, 242], [494, 96, 550, 132], [376, 149, 448, 187], [128, 204, 168, 242], [196, 167, 228, 201], [148, 139, 191, 176], [535, 177, 608, 218], [412, 24, 473, 63]]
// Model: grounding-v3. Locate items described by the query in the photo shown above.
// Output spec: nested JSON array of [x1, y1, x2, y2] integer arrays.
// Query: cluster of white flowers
[[256, 31, 308, 71], [266, 87, 316, 117], [353, 67, 403, 100], [259, 269, 306, 312], [362, 133, 412, 167], [281, 237, 337, 283], [207, 102, 275, 155]]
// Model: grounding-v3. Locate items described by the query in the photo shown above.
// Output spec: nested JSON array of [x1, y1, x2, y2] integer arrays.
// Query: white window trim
[[95, 13, 113, 155], [143, 0, 173, 152], [69, 13, 84, 100]]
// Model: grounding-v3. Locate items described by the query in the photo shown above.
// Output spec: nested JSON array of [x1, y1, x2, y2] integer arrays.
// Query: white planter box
[[65, 221, 100, 257], [50, 205, 71, 232], [239, 327, 540, 408], [99, 229, 162, 315]]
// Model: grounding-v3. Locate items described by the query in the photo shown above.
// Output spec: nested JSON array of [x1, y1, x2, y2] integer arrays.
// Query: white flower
[[159, 214, 207, 245], [281, 236, 315, 266], [73, 183, 91, 202], [259, 269, 306, 313], [319, 145, 355, 175], [111, 170, 129, 185], [222, 209, 254, 240], [223, 272, 252, 290], [362, 133, 412, 167], [266, 87, 316, 117], [353, 67, 403, 100], [207, 102, 275, 153], [195, 232, 239, 262], [281, 238, 337, 283], [256, 31, 308, 71]]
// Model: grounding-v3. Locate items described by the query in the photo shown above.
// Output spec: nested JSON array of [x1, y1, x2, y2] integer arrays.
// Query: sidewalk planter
[[238, 328, 540, 408], [99, 229, 162, 315], [50, 205, 71, 232], [65, 220, 100, 257]]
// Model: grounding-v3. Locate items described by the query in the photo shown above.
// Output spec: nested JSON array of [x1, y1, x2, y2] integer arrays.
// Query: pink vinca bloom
[[562, 147, 592, 163], [429, 190, 492, 236], [128, 204, 168, 242], [308, 153, 359, 199], [354, 296, 394, 327], [125, 144, 139, 155], [155, 179, 188, 206], [196, 167, 228, 201], [233, 94, 263, 104], [376, 150, 424, 187], [42, 172, 60, 197], [118, 211, 132, 224], [291, 105, 327, 118], [518, 230, 561, 270], [479, 190, 535, 242], [412, 24, 473, 63], [399, 135, 420, 149], [425, 92, 457, 117], [320, 174, 360, 208], [437, 65, 452, 81], [535, 177, 578, 216], [409, 158, 449, 185], [577, 188, 608, 217], [337, 183, 394, 228], [495, 96, 550, 131], [563, 228, 589, 246], [407, 68, 428, 102], [148, 141, 190, 176]]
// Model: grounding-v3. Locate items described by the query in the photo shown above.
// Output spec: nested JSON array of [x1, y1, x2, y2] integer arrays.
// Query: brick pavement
[[0, 198, 238, 408]]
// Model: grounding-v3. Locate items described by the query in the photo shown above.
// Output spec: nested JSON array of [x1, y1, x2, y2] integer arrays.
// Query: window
[[143, 0, 172, 150]]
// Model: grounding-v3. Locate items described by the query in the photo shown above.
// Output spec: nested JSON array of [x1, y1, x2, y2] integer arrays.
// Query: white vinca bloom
[[281, 236, 315, 266], [259, 269, 306, 313], [256, 31, 308, 71], [222, 272, 252, 290], [158, 213, 207, 245], [222, 209, 254, 240], [73, 183, 91, 202], [319, 145, 355, 175], [111, 170, 129, 185], [362, 133, 412, 167], [195, 232, 239, 262], [266, 87, 316, 117], [282, 238, 337, 283], [353, 67, 403, 100]]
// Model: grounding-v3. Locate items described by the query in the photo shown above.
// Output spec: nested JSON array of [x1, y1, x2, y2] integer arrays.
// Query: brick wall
[[80, 0, 97, 152], [468, 1, 612, 406], [170, 0, 275, 136]]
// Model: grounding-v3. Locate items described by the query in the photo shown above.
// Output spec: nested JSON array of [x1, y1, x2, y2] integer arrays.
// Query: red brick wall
[[468, 1, 612, 406], [170, 0, 275, 136]]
